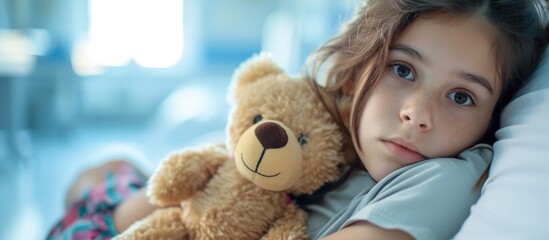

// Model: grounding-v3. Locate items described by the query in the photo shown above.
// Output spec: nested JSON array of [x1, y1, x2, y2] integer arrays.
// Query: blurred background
[[0, 0, 361, 239]]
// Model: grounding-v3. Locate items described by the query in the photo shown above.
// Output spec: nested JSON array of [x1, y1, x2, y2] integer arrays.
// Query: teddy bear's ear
[[229, 52, 283, 100]]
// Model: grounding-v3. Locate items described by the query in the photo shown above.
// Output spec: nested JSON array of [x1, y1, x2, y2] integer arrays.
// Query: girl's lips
[[382, 140, 426, 163]]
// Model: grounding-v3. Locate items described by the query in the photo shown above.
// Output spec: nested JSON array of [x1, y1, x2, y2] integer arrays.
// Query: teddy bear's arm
[[114, 207, 189, 240], [260, 204, 309, 240], [148, 144, 229, 206]]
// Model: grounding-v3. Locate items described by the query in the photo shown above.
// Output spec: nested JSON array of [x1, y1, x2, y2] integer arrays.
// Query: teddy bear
[[115, 53, 346, 240]]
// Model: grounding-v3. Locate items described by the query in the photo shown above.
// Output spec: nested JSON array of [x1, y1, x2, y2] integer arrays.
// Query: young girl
[[47, 0, 548, 239], [304, 0, 547, 239]]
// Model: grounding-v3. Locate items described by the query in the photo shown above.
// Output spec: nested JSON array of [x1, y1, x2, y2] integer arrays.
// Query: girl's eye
[[297, 134, 308, 146], [390, 63, 415, 80], [448, 91, 474, 106], [253, 115, 263, 124]]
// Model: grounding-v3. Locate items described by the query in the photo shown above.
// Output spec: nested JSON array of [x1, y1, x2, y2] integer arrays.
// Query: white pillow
[[454, 48, 549, 239]]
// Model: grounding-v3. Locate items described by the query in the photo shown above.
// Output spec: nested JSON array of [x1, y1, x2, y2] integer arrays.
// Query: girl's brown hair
[[304, 0, 548, 196]]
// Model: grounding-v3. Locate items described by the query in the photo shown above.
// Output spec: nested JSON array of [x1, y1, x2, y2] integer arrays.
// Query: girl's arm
[[321, 221, 413, 240]]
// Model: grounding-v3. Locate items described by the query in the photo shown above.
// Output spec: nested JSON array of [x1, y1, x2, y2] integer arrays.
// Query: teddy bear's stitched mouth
[[241, 153, 280, 177]]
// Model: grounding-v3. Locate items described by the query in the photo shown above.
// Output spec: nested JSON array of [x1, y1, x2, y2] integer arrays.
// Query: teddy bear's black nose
[[255, 122, 288, 149]]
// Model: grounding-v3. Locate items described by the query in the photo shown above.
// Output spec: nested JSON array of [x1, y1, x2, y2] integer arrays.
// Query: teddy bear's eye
[[297, 134, 308, 146], [253, 115, 263, 124]]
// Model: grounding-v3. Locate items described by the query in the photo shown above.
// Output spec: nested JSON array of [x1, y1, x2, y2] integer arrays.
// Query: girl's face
[[358, 13, 502, 181]]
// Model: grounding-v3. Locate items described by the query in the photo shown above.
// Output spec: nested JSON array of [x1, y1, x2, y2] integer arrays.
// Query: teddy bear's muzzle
[[234, 120, 303, 191]]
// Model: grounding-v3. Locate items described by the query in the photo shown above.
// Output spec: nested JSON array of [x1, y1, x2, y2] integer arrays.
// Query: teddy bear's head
[[226, 53, 345, 196]]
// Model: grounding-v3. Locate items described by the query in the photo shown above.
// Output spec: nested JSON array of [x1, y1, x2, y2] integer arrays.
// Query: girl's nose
[[399, 94, 433, 131]]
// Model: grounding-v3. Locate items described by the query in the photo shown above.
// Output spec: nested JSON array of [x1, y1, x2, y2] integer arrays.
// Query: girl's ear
[[341, 81, 354, 96], [341, 79, 355, 96]]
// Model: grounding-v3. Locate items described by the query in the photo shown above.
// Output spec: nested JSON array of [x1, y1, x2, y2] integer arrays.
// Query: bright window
[[87, 0, 183, 68]]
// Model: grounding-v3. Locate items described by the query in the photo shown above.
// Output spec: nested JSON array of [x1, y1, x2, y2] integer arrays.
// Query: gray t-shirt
[[306, 143, 492, 240]]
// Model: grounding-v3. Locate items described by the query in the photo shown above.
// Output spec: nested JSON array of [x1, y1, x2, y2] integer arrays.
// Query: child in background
[[47, 0, 548, 239]]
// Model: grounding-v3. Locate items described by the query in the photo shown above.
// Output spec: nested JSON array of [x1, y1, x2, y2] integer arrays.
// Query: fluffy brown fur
[[115, 53, 346, 240]]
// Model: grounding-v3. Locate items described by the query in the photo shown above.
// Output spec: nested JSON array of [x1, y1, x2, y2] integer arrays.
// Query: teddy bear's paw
[[259, 205, 308, 240], [148, 147, 230, 205]]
